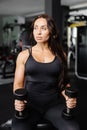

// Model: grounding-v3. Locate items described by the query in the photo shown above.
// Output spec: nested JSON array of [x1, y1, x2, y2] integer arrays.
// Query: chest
[[25, 55, 62, 78]]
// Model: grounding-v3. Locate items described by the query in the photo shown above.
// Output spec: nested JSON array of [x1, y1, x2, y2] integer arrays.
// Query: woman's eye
[[41, 28, 46, 31], [34, 27, 37, 30], [33, 26, 47, 30]]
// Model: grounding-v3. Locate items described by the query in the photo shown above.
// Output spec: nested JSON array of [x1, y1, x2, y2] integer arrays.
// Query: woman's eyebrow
[[34, 24, 47, 27]]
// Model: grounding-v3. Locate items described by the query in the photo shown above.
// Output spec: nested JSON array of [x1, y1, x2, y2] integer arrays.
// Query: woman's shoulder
[[17, 49, 29, 63], [18, 49, 29, 56]]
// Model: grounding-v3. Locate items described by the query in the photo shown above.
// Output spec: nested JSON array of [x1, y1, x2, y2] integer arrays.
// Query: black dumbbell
[[62, 87, 78, 119], [14, 88, 28, 119]]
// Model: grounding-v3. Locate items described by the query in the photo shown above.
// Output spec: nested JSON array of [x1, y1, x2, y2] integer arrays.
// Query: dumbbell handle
[[19, 111, 22, 116], [66, 107, 70, 114]]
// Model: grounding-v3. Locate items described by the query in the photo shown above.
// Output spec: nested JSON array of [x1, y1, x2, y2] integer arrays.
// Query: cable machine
[[67, 15, 87, 80]]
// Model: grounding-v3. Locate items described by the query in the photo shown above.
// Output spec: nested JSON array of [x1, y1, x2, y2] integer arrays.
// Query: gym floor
[[0, 67, 87, 130]]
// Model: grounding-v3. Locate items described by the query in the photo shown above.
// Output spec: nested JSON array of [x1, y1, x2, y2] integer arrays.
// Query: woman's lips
[[36, 37, 42, 40]]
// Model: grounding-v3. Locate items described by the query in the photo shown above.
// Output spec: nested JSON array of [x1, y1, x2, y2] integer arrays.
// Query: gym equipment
[[62, 87, 78, 119], [0, 118, 57, 130], [75, 26, 87, 80], [35, 119, 56, 130], [14, 88, 28, 119]]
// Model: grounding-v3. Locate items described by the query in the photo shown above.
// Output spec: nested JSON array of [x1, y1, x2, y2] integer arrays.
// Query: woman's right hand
[[14, 99, 26, 112]]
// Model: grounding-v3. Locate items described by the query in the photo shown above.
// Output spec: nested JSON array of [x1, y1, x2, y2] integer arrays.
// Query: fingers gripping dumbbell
[[14, 88, 28, 119], [62, 87, 78, 119]]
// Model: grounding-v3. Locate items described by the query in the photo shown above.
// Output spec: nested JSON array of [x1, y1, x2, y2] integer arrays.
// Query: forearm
[[13, 82, 24, 92]]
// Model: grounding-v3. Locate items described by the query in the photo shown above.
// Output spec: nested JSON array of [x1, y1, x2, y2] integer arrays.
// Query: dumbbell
[[62, 87, 78, 119], [14, 88, 28, 119]]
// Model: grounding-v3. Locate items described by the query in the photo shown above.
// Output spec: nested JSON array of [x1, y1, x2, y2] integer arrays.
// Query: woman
[[12, 14, 80, 130]]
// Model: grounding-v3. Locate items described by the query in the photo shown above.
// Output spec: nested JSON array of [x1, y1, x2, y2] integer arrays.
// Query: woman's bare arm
[[13, 50, 29, 92]]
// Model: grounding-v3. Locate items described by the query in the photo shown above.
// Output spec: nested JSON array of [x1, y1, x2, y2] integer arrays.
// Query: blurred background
[[0, 0, 87, 130]]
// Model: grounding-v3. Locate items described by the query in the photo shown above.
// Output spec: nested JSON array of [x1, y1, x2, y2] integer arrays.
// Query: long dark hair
[[30, 14, 69, 88]]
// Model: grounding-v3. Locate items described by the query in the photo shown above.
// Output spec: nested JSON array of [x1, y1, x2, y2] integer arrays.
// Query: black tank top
[[25, 48, 62, 112]]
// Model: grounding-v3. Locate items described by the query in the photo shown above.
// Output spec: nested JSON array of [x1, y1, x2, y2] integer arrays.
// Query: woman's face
[[33, 18, 50, 44]]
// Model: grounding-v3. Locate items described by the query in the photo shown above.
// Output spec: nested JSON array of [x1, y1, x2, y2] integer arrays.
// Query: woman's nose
[[37, 29, 41, 34]]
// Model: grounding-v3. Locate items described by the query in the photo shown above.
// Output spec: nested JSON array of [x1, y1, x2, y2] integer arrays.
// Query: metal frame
[[75, 26, 87, 80]]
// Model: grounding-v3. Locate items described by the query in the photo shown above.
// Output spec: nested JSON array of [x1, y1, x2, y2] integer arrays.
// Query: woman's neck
[[35, 42, 49, 51]]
